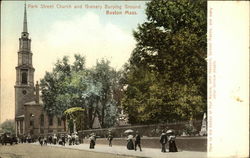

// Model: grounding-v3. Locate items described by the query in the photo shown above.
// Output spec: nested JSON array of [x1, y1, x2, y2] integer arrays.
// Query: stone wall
[[83, 137, 207, 152]]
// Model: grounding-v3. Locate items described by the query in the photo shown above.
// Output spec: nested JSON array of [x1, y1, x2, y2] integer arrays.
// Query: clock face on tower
[[22, 33, 27, 38], [22, 90, 27, 95]]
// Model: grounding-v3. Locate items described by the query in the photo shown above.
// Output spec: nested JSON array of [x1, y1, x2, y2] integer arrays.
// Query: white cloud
[[38, 12, 135, 72]]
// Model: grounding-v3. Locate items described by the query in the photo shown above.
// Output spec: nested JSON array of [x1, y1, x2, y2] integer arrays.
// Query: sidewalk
[[35, 143, 207, 158]]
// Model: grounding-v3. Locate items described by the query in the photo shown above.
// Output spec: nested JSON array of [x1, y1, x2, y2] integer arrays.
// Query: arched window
[[21, 71, 28, 84], [49, 115, 53, 126], [40, 114, 44, 126]]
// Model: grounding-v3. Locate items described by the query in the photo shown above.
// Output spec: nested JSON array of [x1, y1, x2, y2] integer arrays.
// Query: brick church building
[[15, 4, 66, 137]]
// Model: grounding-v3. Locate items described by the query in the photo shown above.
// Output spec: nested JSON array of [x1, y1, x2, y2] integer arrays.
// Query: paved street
[[0, 143, 206, 158], [0, 144, 134, 158]]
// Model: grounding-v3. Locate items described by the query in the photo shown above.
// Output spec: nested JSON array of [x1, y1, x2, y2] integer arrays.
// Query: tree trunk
[[101, 100, 106, 128], [96, 110, 103, 128], [73, 120, 76, 133], [83, 110, 88, 129], [88, 107, 93, 128]]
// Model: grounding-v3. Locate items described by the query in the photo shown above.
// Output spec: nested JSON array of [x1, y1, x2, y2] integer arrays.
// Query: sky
[[0, 1, 148, 123]]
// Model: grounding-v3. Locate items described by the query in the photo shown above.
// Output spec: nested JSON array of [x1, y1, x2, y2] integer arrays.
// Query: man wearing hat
[[160, 130, 168, 152], [89, 133, 96, 149], [134, 131, 142, 151], [107, 132, 113, 147]]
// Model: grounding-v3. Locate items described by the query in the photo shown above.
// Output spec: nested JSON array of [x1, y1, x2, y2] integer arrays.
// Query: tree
[[122, 0, 207, 124], [40, 55, 120, 129], [74, 70, 102, 129], [92, 59, 120, 128], [40, 56, 72, 116], [0, 119, 15, 134]]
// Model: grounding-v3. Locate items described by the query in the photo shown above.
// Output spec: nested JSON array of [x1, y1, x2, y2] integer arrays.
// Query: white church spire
[[23, 2, 28, 33]]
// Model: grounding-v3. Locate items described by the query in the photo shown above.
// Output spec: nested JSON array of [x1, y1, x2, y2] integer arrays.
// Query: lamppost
[[30, 114, 35, 132], [29, 114, 35, 142]]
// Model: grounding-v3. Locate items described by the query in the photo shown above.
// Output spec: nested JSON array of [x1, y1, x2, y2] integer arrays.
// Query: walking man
[[44, 136, 47, 145], [107, 133, 113, 147], [72, 133, 76, 145], [134, 131, 142, 151], [38, 135, 43, 146], [89, 133, 96, 149], [68, 134, 72, 145], [53, 134, 57, 145], [62, 135, 66, 146], [160, 130, 168, 152]]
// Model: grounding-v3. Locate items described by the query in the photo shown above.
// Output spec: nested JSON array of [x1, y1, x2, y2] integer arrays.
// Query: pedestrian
[[167, 131, 178, 152], [44, 136, 47, 145], [127, 134, 134, 150], [20, 136, 24, 143], [160, 130, 167, 152], [27, 135, 31, 143], [53, 134, 57, 145], [107, 133, 113, 147], [134, 131, 142, 151], [58, 137, 63, 145], [75, 133, 79, 145], [38, 135, 41, 143], [62, 135, 66, 146], [68, 134, 72, 145], [48, 135, 52, 144], [38, 135, 43, 146], [72, 133, 76, 145], [25, 136, 29, 143], [89, 133, 96, 149]]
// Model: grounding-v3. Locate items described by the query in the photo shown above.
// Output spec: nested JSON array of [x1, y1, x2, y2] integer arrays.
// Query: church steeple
[[15, 2, 35, 117], [23, 3, 28, 33], [21, 3, 29, 39]]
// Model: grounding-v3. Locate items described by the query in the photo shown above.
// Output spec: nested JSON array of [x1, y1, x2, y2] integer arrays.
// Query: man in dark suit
[[134, 131, 142, 151], [160, 130, 168, 152], [107, 133, 113, 147]]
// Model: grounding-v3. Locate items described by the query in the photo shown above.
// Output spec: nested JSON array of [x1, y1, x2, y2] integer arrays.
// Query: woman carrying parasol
[[124, 129, 134, 150], [167, 130, 178, 152]]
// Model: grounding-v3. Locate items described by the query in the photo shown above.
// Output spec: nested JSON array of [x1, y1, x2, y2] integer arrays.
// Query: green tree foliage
[[64, 107, 85, 120], [40, 55, 120, 129], [92, 59, 120, 128], [40, 56, 72, 115], [122, 0, 207, 124], [0, 119, 15, 134]]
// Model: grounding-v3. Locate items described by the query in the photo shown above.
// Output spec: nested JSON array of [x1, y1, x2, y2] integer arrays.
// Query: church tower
[[15, 3, 35, 117]]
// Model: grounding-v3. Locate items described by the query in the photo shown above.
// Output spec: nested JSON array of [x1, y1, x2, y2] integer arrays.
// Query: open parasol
[[166, 129, 174, 134], [124, 129, 134, 134]]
